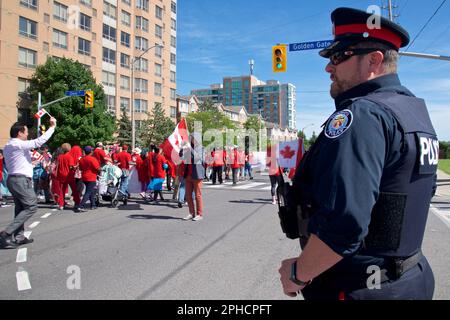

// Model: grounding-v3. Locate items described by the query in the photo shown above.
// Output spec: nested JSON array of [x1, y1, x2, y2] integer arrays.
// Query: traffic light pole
[[399, 51, 450, 61]]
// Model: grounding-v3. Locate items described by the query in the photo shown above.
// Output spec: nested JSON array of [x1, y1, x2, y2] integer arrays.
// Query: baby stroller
[[96, 163, 128, 207]]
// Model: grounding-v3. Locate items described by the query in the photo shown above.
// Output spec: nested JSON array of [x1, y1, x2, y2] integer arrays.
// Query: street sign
[[289, 40, 333, 52], [65, 90, 86, 97]]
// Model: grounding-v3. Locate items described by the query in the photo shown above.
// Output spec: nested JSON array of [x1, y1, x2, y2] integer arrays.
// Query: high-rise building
[[191, 75, 296, 130], [0, 0, 177, 145]]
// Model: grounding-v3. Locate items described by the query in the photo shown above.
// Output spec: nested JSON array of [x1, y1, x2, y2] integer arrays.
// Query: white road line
[[260, 186, 272, 191], [431, 205, 450, 228], [28, 221, 40, 229], [16, 270, 32, 291], [52, 209, 58, 211], [24, 231, 32, 239], [233, 182, 266, 190], [16, 248, 28, 263], [41, 212, 52, 219]]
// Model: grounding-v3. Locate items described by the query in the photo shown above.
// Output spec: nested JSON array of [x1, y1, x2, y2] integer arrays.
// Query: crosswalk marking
[[261, 186, 272, 191], [233, 183, 266, 190], [431, 205, 450, 228], [203, 181, 270, 191]]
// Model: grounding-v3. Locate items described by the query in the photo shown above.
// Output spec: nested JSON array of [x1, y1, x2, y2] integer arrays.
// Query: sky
[[176, 0, 450, 140]]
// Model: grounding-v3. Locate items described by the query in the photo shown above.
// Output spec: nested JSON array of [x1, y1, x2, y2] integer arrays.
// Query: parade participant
[[267, 143, 280, 205], [69, 145, 84, 196], [211, 147, 224, 185], [0, 118, 56, 249], [76, 146, 100, 212], [56, 143, 81, 211], [116, 144, 132, 198], [231, 146, 240, 185], [181, 133, 205, 221], [278, 7, 437, 300], [93, 142, 107, 166], [148, 146, 167, 202], [244, 151, 254, 180]]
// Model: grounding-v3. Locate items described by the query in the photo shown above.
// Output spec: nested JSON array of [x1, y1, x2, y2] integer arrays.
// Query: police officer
[[278, 7, 437, 300]]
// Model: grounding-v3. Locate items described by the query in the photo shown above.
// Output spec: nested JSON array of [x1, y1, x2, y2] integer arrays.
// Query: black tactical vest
[[358, 92, 438, 257]]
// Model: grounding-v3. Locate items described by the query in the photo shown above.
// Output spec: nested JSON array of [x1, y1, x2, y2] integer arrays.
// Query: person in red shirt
[[93, 142, 107, 166], [116, 145, 132, 198], [211, 147, 224, 184], [231, 146, 241, 185], [148, 146, 167, 202], [267, 143, 281, 205], [56, 143, 81, 210], [76, 146, 100, 212], [136, 149, 149, 195]]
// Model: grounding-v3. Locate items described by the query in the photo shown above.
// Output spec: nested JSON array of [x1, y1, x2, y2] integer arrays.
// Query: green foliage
[[198, 98, 216, 112], [139, 103, 175, 147], [117, 110, 132, 146], [28, 57, 115, 149], [439, 141, 450, 159], [438, 159, 450, 175]]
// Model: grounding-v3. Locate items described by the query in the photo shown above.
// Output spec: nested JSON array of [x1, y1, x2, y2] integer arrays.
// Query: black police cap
[[319, 7, 410, 58]]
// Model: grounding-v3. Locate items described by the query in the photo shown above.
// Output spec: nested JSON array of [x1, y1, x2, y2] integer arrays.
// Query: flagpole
[[37, 92, 42, 137]]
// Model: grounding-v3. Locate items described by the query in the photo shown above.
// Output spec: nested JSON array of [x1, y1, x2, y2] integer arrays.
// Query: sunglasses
[[329, 48, 381, 66]]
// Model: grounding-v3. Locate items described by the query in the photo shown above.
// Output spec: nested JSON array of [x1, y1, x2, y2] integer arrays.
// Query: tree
[[139, 103, 175, 147], [198, 98, 216, 112], [309, 131, 318, 145], [117, 110, 132, 146], [27, 57, 116, 149]]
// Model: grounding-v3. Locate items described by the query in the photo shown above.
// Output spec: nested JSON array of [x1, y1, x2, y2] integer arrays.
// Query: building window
[[20, 0, 38, 11], [121, 31, 130, 47], [120, 53, 130, 68], [170, 106, 177, 118], [171, 1, 177, 14], [121, 10, 131, 26], [134, 78, 148, 93], [170, 88, 176, 100], [19, 17, 37, 40], [106, 95, 116, 114], [154, 83, 162, 96], [155, 24, 162, 39], [155, 63, 162, 77], [78, 38, 91, 56], [103, 24, 116, 42], [171, 35, 176, 48], [135, 57, 148, 72], [53, 2, 68, 22], [121, 0, 130, 6], [79, 13, 91, 32], [53, 29, 68, 49], [135, 36, 148, 51], [155, 44, 162, 58], [120, 97, 130, 112], [80, 0, 92, 7], [171, 18, 176, 31], [170, 71, 176, 83], [103, 1, 117, 19], [102, 71, 116, 87], [134, 99, 148, 113], [102, 47, 116, 64], [155, 5, 163, 20], [136, 0, 149, 12], [18, 78, 31, 96], [136, 16, 149, 32], [170, 53, 176, 65], [120, 75, 130, 90], [19, 47, 37, 68]]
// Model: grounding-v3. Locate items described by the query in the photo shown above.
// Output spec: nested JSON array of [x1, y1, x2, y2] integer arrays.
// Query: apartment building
[[0, 0, 177, 145], [191, 75, 297, 130]]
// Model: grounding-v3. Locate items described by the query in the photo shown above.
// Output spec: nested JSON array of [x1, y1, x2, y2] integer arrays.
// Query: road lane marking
[[233, 182, 266, 190], [16, 248, 28, 263], [16, 270, 32, 291], [24, 231, 32, 239], [431, 205, 450, 228], [260, 186, 272, 191], [28, 221, 40, 229], [52, 209, 57, 211], [41, 212, 52, 219]]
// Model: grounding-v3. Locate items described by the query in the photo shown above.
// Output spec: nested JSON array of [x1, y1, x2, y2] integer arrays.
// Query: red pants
[[56, 178, 80, 207], [185, 176, 203, 216]]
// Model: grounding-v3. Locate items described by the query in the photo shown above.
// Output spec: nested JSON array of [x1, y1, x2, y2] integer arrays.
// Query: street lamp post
[[130, 43, 164, 149]]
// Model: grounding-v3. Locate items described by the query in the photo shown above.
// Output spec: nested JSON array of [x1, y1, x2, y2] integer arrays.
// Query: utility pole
[[388, 0, 393, 21]]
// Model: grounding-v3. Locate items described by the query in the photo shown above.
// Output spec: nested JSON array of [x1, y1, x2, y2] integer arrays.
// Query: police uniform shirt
[[306, 73, 416, 257]]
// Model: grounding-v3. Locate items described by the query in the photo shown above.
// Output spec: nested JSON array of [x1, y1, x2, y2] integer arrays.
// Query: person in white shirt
[[0, 118, 56, 249]]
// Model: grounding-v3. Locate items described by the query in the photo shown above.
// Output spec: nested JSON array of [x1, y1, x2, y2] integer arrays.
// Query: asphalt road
[[0, 175, 449, 300]]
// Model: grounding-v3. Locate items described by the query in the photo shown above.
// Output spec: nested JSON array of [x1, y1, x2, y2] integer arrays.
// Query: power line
[[404, 0, 447, 52]]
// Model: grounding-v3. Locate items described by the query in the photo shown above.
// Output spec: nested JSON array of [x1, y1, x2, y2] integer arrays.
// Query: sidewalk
[[436, 169, 450, 197]]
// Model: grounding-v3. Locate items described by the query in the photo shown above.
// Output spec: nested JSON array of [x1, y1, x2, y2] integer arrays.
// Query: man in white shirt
[[0, 118, 56, 249]]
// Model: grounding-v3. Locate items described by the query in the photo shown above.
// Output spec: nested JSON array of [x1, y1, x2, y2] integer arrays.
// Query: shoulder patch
[[324, 109, 353, 139]]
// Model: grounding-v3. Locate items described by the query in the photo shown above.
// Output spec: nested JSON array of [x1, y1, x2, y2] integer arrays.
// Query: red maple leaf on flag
[[280, 145, 296, 159]]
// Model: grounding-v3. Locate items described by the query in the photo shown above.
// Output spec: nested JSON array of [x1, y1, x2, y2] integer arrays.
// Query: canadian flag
[[277, 139, 304, 178], [34, 108, 47, 119], [160, 118, 190, 164], [31, 150, 44, 162]]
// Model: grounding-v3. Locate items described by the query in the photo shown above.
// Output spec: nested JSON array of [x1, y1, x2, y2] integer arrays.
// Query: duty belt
[[382, 250, 423, 281]]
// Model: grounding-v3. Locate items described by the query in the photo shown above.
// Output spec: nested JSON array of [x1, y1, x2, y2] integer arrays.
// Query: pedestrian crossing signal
[[272, 45, 287, 72], [85, 90, 94, 108]]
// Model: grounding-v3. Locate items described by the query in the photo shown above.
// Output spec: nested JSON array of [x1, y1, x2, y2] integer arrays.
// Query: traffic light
[[272, 45, 287, 72], [84, 90, 94, 108]]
